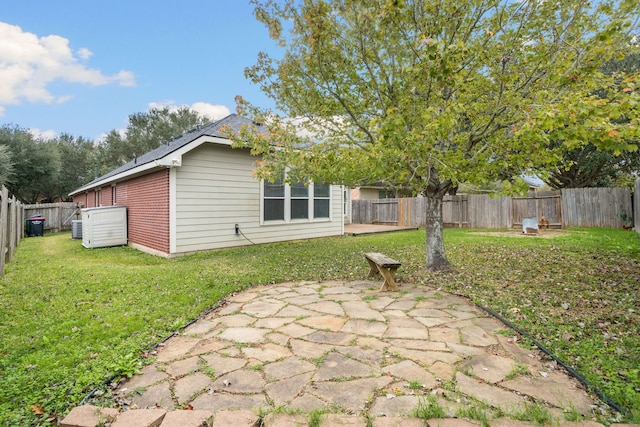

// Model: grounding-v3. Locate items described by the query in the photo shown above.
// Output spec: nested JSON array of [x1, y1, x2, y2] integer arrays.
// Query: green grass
[[0, 228, 639, 424], [456, 404, 490, 427], [411, 394, 447, 419]]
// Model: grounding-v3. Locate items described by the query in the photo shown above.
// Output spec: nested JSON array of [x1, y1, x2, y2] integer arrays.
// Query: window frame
[[260, 176, 332, 224]]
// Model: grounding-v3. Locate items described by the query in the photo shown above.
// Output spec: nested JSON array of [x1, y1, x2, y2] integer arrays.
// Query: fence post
[[6, 196, 15, 263], [0, 186, 8, 276]]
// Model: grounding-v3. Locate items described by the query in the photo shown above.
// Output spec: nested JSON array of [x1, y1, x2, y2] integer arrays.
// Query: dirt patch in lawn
[[470, 229, 577, 238]]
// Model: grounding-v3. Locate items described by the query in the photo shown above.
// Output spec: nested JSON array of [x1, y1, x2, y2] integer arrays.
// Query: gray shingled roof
[[72, 114, 259, 193]]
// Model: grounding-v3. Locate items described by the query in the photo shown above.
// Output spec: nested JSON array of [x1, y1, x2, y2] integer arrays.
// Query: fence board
[[0, 186, 8, 275], [352, 187, 633, 229], [24, 202, 81, 232], [562, 188, 631, 228], [512, 191, 562, 226], [443, 195, 468, 227], [635, 179, 640, 234], [0, 185, 24, 277], [372, 199, 398, 224]]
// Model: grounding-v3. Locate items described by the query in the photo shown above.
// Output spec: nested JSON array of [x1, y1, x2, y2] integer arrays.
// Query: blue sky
[[0, 0, 279, 141]]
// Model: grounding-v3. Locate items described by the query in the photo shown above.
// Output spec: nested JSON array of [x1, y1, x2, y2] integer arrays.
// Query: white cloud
[[0, 22, 136, 107], [77, 47, 92, 60], [189, 102, 231, 121], [28, 128, 57, 140], [147, 100, 231, 121]]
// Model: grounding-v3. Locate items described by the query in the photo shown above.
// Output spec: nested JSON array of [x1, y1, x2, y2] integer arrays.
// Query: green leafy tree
[[96, 106, 207, 174], [231, 0, 639, 270], [54, 134, 96, 201], [0, 144, 14, 188], [545, 50, 640, 189], [0, 125, 61, 203], [544, 141, 640, 188]]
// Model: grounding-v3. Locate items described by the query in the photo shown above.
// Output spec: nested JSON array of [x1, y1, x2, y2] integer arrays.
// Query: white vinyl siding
[[173, 143, 343, 254]]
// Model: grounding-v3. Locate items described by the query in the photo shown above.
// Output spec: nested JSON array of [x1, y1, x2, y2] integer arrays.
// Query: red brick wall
[[101, 187, 113, 207], [72, 169, 170, 254], [122, 170, 170, 254], [73, 191, 95, 208]]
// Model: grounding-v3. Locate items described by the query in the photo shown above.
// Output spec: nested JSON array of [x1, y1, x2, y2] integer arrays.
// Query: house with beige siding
[[69, 114, 345, 257]]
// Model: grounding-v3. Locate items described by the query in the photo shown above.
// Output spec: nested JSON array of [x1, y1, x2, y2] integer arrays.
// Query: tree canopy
[[0, 107, 211, 203], [544, 50, 640, 188], [96, 106, 207, 175], [231, 0, 640, 270]]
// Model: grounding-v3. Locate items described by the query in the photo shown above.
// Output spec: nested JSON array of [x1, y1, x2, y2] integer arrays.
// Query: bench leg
[[378, 266, 399, 292], [366, 258, 379, 277]]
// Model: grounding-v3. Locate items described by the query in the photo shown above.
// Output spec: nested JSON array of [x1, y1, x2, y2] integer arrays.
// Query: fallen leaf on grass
[[31, 404, 45, 415]]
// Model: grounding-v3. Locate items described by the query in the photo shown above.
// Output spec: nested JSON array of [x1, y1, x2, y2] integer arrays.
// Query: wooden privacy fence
[[352, 187, 633, 229], [0, 185, 25, 277], [24, 202, 81, 233], [635, 179, 640, 234]]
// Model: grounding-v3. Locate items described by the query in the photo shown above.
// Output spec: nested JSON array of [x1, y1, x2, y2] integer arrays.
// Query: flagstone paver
[[200, 353, 247, 375], [289, 338, 335, 358], [183, 319, 217, 335], [242, 342, 293, 362], [155, 336, 201, 362], [159, 409, 214, 427], [462, 353, 515, 383], [264, 357, 315, 381], [122, 365, 168, 390], [310, 300, 346, 315], [455, 371, 525, 412], [341, 319, 388, 336], [501, 372, 595, 414], [217, 327, 269, 343], [314, 352, 375, 381], [460, 325, 498, 346], [306, 330, 356, 346], [211, 370, 265, 393], [165, 355, 200, 378], [342, 300, 387, 321], [190, 392, 267, 412], [173, 372, 212, 404], [335, 345, 384, 366], [212, 313, 256, 327], [310, 376, 394, 412], [79, 280, 611, 427], [297, 315, 347, 331], [266, 371, 314, 405], [242, 301, 284, 318], [130, 382, 174, 410], [369, 395, 422, 417], [385, 359, 438, 388]]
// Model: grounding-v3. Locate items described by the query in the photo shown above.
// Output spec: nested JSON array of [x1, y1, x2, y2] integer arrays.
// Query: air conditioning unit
[[71, 220, 82, 239]]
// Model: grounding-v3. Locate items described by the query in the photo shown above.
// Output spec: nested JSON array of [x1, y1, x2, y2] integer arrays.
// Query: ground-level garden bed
[[0, 228, 637, 425]]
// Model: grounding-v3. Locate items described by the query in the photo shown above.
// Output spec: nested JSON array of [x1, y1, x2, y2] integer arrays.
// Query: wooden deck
[[344, 223, 419, 236]]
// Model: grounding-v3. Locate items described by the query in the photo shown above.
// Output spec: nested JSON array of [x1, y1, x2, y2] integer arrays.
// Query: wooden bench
[[365, 252, 401, 291]]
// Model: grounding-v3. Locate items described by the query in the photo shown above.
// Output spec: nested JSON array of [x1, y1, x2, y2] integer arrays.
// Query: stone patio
[[62, 280, 633, 427]]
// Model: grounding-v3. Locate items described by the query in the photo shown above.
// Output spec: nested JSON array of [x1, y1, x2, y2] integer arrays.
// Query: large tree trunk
[[425, 192, 452, 270]]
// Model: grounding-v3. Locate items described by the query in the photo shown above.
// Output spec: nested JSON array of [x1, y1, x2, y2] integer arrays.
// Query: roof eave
[[68, 135, 234, 197]]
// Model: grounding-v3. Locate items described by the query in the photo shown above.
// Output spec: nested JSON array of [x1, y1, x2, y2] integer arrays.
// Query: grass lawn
[[0, 228, 638, 425]]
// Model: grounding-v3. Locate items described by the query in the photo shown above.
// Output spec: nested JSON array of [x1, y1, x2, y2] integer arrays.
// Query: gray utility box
[[81, 206, 127, 248]]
